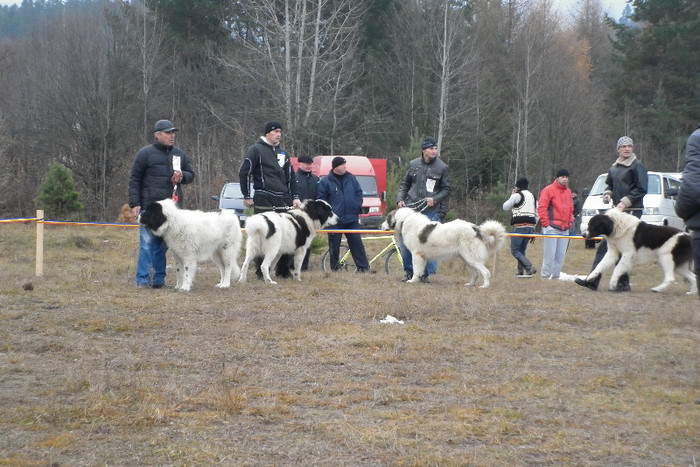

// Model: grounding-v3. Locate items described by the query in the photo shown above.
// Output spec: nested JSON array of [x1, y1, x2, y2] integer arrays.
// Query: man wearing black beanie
[[239, 121, 300, 278], [502, 177, 537, 277]]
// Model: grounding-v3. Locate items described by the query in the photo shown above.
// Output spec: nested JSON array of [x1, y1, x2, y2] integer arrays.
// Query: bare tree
[[220, 0, 369, 154]]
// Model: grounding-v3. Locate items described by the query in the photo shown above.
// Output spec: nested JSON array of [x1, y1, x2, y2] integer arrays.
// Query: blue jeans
[[136, 225, 168, 286], [328, 220, 370, 271], [510, 226, 534, 270], [400, 211, 440, 276]]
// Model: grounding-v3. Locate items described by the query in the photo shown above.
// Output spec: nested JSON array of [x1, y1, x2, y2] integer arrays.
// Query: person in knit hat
[[502, 177, 537, 277], [239, 121, 300, 279], [537, 169, 574, 280], [576, 135, 648, 292], [395, 136, 451, 283], [316, 157, 370, 272]]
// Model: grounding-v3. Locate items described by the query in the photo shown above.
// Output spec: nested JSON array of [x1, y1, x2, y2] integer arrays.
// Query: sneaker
[[401, 273, 412, 282], [419, 274, 430, 283], [575, 278, 598, 291], [526, 266, 537, 275], [516, 272, 533, 278]]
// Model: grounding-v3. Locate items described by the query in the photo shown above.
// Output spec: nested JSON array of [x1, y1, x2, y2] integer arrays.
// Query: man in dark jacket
[[576, 136, 647, 292], [239, 121, 300, 278], [296, 155, 319, 270], [129, 119, 195, 288], [675, 124, 700, 300], [396, 137, 451, 282], [317, 157, 370, 272]]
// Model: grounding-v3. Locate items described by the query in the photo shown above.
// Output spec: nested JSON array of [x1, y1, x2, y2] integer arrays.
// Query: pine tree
[[36, 161, 83, 219]]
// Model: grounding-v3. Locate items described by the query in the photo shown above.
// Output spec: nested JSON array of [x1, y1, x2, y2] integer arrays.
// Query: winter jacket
[[129, 141, 194, 209], [676, 125, 700, 230], [604, 154, 648, 210], [239, 137, 298, 200], [537, 180, 573, 230], [397, 156, 451, 220], [502, 189, 537, 225], [296, 169, 319, 201], [317, 170, 363, 224]]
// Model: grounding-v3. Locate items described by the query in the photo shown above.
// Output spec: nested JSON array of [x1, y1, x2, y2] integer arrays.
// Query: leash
[[405, 198, 429, 213]]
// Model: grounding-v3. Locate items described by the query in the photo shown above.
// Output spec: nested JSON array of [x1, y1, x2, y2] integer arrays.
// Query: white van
[[580, 171, 684, 234]]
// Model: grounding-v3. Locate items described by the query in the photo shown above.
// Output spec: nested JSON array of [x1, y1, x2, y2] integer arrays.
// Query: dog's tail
[[478, 220, 507, 254]]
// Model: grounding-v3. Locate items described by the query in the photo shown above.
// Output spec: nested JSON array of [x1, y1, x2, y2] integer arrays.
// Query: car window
[[664, 176, 681, 198], [222, 183, 244, 199], [647, 174, 661, 195]]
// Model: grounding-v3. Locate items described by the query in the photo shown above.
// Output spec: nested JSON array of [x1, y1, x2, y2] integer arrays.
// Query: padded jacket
[[397, 156, 451, 220], [537, 180, 573, 230], [129, 141, 194, 209], [676, 125, 700, 230], [317, 171, 363, 224]]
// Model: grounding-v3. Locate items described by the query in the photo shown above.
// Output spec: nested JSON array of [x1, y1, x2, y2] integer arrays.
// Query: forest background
[[0, 0, 698, 222]]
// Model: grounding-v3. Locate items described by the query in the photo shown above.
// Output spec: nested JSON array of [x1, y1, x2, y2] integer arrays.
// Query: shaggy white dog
[[581, 208, 696, 294], [239, 199, 338, 284], [140, 199, 242, 291], [382, 207, 506, 287]]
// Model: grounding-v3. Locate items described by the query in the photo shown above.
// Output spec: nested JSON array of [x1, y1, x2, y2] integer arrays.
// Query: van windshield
[[589, 175, 608, 196], [356, 175, 379, 197]]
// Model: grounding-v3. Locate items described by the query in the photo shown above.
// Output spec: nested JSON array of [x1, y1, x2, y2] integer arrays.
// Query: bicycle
[[321, 235, 403, 274]]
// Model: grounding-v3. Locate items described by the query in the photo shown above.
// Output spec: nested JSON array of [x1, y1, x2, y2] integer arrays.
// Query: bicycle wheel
[[384, 248, 402, 275], [321, 245, 354, 272]]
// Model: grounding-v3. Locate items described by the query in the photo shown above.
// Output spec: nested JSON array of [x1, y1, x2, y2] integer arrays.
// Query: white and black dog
[[580, 208, 696, 294], [382, 207, 506, 287], [239, 199, 338, 284], [140, 199, 242, 291]]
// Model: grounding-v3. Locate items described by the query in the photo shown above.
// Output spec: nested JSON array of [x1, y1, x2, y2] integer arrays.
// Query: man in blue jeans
[[129, 119, 195, 288], [396, 137, 451, 283], [502, 177, 537, 277]]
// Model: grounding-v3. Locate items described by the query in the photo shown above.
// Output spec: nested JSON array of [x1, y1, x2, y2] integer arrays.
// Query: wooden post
[[35, 210, 44, 277]]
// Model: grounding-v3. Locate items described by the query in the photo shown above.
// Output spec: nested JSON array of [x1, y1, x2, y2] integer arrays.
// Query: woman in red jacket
[[537, 169, 574, 279]]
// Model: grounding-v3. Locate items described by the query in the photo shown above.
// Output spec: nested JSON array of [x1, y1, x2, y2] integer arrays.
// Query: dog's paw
[[265, 279, 278, 285], [215, 283, 230, 289]]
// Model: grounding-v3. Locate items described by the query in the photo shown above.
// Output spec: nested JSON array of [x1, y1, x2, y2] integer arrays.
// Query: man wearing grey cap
[[129, 119, 195, 288], [576, 135, 648, 292]]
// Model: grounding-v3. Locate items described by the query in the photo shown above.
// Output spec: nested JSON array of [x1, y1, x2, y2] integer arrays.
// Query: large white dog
[[239, 199, 338, 284], [139, 199, 242, 291], [580, 208, 696, 294], [382, 207, 506, 287]]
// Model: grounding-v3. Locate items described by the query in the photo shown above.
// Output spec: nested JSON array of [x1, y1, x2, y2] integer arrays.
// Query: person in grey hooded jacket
[[675, 124, 700, 300]]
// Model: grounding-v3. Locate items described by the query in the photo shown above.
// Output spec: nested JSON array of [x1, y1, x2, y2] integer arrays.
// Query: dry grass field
[[0, 222, 698, 466]]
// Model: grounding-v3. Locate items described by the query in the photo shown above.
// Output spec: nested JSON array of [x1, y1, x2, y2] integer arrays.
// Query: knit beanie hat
[[515, 178, 529, 190], [556, 168, 570, 178], [264, 121, 282, 135], [332, 156, 346, 169], [421, 137, 438, 150], [616, 136, 633, 150]]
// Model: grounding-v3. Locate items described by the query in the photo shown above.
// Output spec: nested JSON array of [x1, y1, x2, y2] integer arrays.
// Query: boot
[[575, 275, 600, 291]]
